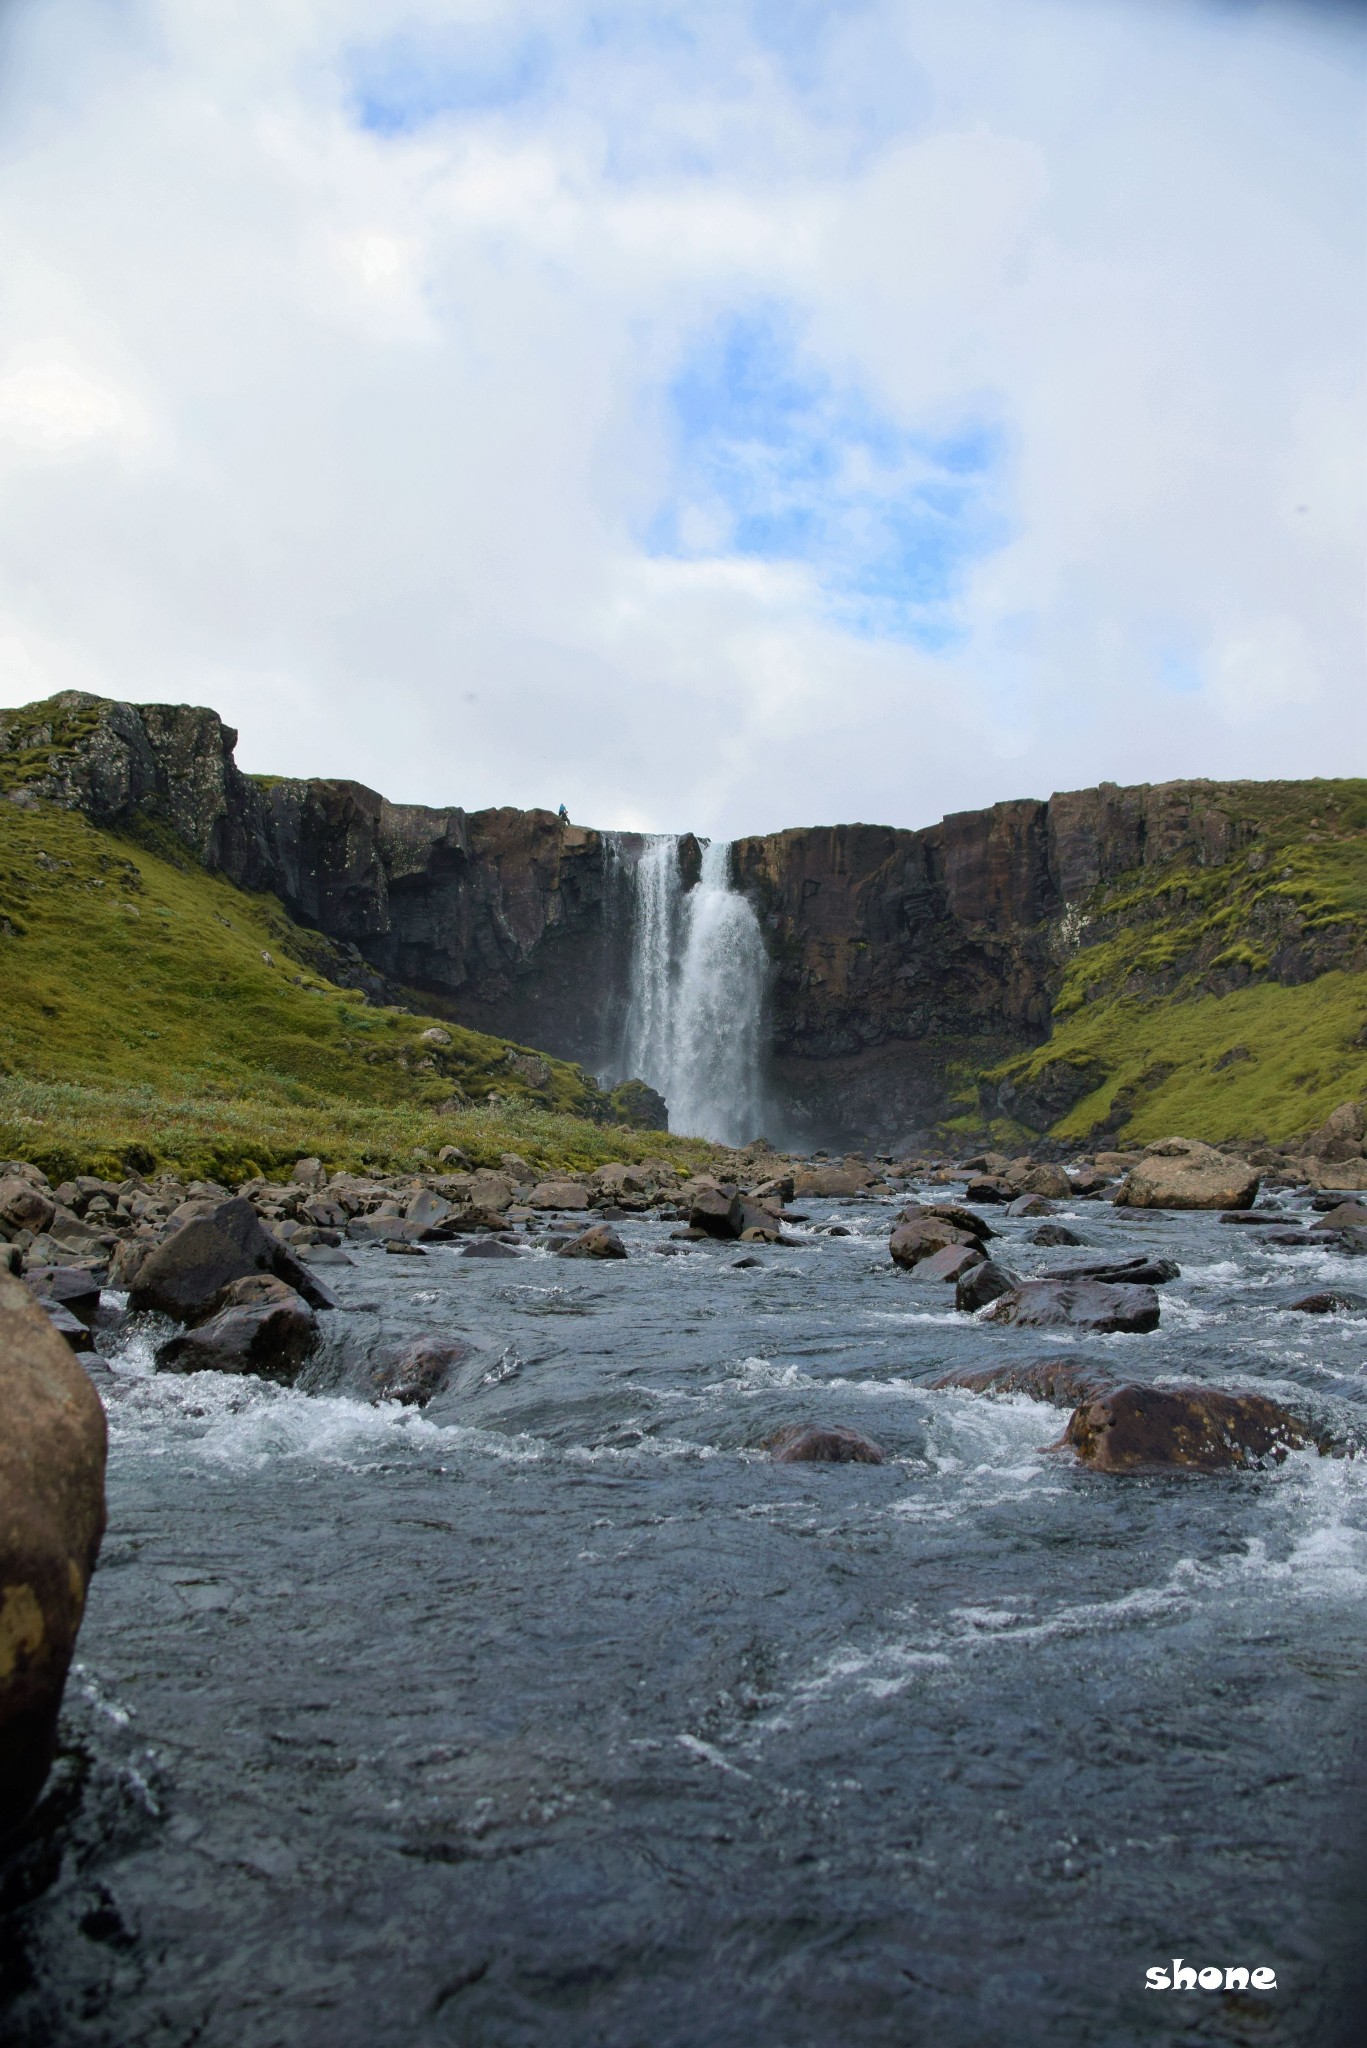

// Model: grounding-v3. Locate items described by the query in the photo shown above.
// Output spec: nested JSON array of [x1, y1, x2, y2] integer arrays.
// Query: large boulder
[[765, 1423, 886, 1464], [955, 1260, 1020, 1311], [528, 1179, 593, 1211], [1063, 1384, 1313, 1472], [155, 1276, 318, 1380], [981, 1278, 1161, 1333], [890, 1216, 983, 1271], [1303, 1101, 1365, 1163], [901, 1202, 996, 1239], [0, 1272, 107, 1835], [690, 1187, 744, 1239], [1052, 1254, 1180, 1286], [917, 1243, 984, 1284], [557, 1224, 628, 1260], [791, 1165, 876, 1198], [129, 1198, 337, 1322], [0, 1176, 55, 1237], [1116, 1138, 1259, 1211], [933, 1359, 1117, 1407], [1021, 1164, 1072, 1200]]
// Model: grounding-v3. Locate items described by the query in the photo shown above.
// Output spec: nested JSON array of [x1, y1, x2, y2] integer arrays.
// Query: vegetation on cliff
[[983, 779, 1367, 1144], [0, 799, 699, 1183]]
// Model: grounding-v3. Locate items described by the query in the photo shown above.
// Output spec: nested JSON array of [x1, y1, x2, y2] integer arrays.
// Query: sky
[[0, 0, 1362, 835]]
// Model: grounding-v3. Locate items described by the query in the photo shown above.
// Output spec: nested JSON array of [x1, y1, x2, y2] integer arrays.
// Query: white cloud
[[0, 0, 1360, 832]]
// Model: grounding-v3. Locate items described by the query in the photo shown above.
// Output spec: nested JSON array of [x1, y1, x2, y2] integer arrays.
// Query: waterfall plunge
[[618, 838, 768, 1145]]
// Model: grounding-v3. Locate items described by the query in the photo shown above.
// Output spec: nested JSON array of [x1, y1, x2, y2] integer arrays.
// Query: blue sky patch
[[349, 27, 554, 135], [651, 310, 1009, 648]]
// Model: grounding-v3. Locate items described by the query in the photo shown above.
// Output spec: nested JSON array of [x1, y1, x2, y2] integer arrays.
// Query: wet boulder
[[932, 1358, 1117, 1407], [0, 1272, 107, 1835], [765, 1423, 886, 1465], [982, 1278, 1161, 1333], [1310, 1202, 1367, 1234], [1063, 1384, 1312, 1472], [156, 1275, 318, 1380], [33, 1301, 96, 1352], [890, 1216, 984, 1271], [955, 1260, 1020, 1312], [404, 1189, 453, 1236], [1030, 1224, 1084, 1248], [557, 1224, 628, 1260], [1116, 1138, 1260, 1211], [1006, 1194, 1056, 1218], [901, 1202, 997, 1239], [22, 1267, 102, 1325], [964, 1176, 1013, 1204], [1021, 1164, 1072, 1200], [1289, 1290, 1367, 1315], [129, 1198, 337, 1322], [1053, 1254, 1180, 1286], [372, 1336, 474, 1406], [791, 1164, 876, 1198], [917, 1243, 985, 1284], [459, 1238, 522, 1258]]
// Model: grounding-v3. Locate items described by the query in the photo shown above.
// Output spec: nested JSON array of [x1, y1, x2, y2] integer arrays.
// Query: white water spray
[[617, 838, 768, 1144]]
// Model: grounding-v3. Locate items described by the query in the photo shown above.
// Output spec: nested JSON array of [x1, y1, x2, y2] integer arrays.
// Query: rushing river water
[[6, 1184, 1367, 2047]]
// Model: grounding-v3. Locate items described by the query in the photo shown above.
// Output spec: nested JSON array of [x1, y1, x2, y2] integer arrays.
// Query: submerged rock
[[459, 1239, 521, 1259], [1052, 1254, 1180, 1286], [0, 1272, 107, 1835], [129, 1198, 337, 1323], [372, 1336, 474, 1406], [557, 1225, 628, 1260], [1289, 1290, 1367, 1315], [1063, 1384, 1312, 1472], [933, 1358, 1117, 1407], [156, 1276, 318, 1380], [1116, 1138, 1260, 1211], [982, 1279, 1161, 1333], [765, 1423, 886, 1465]]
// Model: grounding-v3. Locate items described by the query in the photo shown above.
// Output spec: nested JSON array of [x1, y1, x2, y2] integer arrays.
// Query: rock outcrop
[[0, 1272, 107, 1835]]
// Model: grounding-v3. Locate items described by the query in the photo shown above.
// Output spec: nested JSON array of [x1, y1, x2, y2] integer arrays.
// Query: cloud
[[0, 0, 1360, 835]]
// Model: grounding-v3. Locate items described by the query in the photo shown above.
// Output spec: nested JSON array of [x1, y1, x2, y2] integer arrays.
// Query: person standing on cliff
[[558, 803, 569, 823]]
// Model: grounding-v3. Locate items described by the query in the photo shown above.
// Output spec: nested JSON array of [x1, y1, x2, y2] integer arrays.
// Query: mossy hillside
[[0, 800, 705, 1182], [987, 782, 1367, 1143]]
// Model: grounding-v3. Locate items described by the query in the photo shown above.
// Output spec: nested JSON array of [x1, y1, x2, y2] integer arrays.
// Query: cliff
[[4, 692, 1365, 1148]]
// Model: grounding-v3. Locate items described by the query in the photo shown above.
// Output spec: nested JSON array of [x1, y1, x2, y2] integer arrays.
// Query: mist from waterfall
[[616, 837, 768, 1145]]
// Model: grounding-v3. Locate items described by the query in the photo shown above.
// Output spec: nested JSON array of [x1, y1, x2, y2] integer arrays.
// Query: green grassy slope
[[983, 779, 1367, 1145], [0, 800, 712, 1183]]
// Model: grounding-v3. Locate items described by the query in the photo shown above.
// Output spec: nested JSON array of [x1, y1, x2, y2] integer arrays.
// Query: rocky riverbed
[[4, 1146, 1367, 2044]]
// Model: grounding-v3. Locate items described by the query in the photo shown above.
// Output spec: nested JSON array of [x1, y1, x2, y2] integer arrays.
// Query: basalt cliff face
[[4, 692, 1363, 1147]]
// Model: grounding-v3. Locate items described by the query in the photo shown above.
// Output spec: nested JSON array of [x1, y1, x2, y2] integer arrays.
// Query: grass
[[0, 799, 716, 1183], [986, 780, 1367, 1144]]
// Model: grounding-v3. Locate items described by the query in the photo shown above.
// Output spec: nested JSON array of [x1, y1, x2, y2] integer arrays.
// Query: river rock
[[156, 1276, 318, 1379], [1030, 1224, 1084, 1247], [34, 1300, 96, 1351], [955, 1260, 1020, 1311], [0, 1176, 55, 1237], [1303, 1100, 1366, 1162], [917, 1243, 985, 1283], [405, 1189, 452, 1234], [982, 1279, 1161, 1333], [1289, 1290, 1367, 1315], [889, 1217, 983, 1271], [130, 1198, 338, 1321], [372, 1336, 473, 1406], [528, 1180, 593, 1211], [1021, 1164, 1072, 1200], [1116, 1138, 1260, 1211], [1006, 1195, 1056, 1218], [0, 1271, 107, 1835], [1063, 1384, 1312, 1472], [290, 1157, 327, 1188], [22, 1267, 102, 1324], [791, 1165, 876, 1198], [558, 1224, 628, 1260], [1053, 1254, 1180, 1286], [964, 1176, 1013, 1204], [907, 1202, 997, 1239], [459, 1238, 522, 1258], [933, 1358, 1117, 1407], [690, 1187, 744, 1238], [1310, 1202, 1367, 1234], [765, 1423, 886, 1464]]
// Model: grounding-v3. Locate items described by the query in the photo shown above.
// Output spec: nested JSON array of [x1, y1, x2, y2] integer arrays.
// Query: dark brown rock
[[459, 1238, 521, 1258], [917, 1243, 985, 1284], [689, 1187, 744, 1238], [22, 1267, 102, 1324], [964, 1177, 1013, 1204], [765, 1424, 886, 1464], [129, 1197, 337, 1321], [156, 1278, 318, 1379], [955, 1260, 1020, 1311], [372, 1336, 473, 1406], [890, 1217, 983, 1270], [1030, 1224, 1083, 1247], [1063, 1384, 1313, 1472], [1289, 1290, 1367, 1315], [982, 1279, 1161, 1333], [900, 1202, 996, 1239], [0, 1272, 107, 1835], [932, 1358, 1117, 1406], [557, 1224, 628, 1260], [1052, 1254, 1180, 1286]]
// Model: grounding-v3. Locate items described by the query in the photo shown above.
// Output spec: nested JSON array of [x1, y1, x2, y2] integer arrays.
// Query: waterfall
[[614, 837, 768, 1145]]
